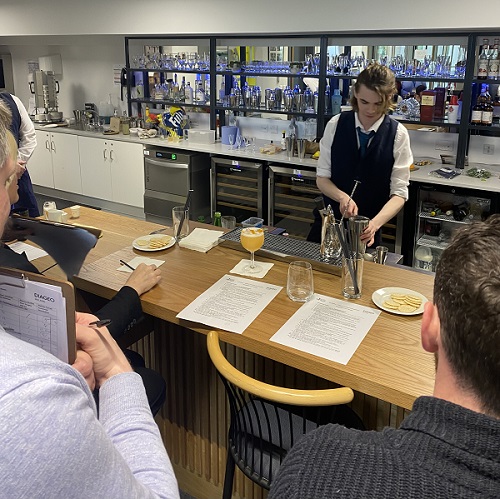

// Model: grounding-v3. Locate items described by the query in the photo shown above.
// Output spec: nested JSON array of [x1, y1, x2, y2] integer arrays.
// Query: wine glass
[[228, 134, 235, 150], [240, 227, 265, 273]]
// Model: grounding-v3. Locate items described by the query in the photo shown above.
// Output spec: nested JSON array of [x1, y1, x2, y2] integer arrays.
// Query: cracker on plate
[[398, 304, 417, 313]]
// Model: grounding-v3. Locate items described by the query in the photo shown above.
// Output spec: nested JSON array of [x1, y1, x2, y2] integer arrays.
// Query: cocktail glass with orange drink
[[240, 227, 265, 273]]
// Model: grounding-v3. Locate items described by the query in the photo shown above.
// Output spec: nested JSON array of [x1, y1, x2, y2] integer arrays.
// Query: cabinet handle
[[110, 150, 115, 161], [103, 149, 108, 160], [50, 141, 56, 153], [45, 140, 50, 151]]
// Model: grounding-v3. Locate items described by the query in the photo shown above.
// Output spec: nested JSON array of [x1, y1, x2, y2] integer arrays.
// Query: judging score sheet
[[271, 294, 381, 365], [0, 275, 69, 362], [176, 274, 282, 334]]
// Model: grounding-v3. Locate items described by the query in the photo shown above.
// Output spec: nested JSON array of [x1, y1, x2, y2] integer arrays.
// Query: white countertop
[[34, 124, 319, 169], [410, 160, 500, 194], [35, 124, 500, 193]]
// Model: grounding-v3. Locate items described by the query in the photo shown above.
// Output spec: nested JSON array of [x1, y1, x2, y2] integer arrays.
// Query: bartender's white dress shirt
[[11, 94, 37, 163]]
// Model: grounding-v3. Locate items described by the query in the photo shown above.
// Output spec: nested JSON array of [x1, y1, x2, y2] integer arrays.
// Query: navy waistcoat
[[324, 111, 398, 221]]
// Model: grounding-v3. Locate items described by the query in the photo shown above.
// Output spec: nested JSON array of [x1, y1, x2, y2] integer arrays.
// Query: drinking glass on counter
[[172, 206, 190, 240], [221, 216, 237, 230], [287, 261, 314, 302], [240, 227, 264, 273]]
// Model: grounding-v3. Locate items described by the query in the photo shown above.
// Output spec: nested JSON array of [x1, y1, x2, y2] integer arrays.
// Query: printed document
[[0, 275, 69, 362], [270, 294, 381, 365], [176, 274, 282, 334]]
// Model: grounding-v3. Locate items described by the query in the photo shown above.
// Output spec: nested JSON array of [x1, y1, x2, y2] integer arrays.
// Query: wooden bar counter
[[39, 207, 435, 499]]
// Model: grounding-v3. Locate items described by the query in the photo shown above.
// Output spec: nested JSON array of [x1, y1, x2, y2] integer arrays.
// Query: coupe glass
[[240, 227, 264, 273]]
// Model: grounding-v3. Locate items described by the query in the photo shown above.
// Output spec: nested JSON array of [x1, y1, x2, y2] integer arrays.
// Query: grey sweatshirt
[[0, 327, 180, 499]]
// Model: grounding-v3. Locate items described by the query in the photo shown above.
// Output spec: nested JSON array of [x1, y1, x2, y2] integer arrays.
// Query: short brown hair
[[434, 215, 500, 417], [350, 62, 397, 114]]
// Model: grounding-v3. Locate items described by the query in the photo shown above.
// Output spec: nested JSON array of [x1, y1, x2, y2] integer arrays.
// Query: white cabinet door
[[109, 141, 144, 208], [28, 131, 54, 188], [79, 136, 112, 201], [51, 133, 81, 193]]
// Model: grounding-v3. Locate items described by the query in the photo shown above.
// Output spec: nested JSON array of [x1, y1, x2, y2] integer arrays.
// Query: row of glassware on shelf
[[131, 49, 470, 79]]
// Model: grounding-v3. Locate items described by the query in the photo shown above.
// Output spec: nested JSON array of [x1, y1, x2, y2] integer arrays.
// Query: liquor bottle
[[477, 38, 489, 79], [493, 86, 500, 124], [447, 95, 459, 124], [173, 74, 180, 102], [204, 75, 211, 101], [185, 82, 193, 104], [482, 97, 493, 126], [331, 89, 342, 116], [179, 76, 186, 103], [195, 81, 206, 104], [471, 100, 483, 125], [487, 39, 500, 78], [324, 84, 331, 113], [213, 211, 222, 227]]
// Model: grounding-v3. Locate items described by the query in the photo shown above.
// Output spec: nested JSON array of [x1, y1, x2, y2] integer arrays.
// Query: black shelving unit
[[124, 31, 500, 168]]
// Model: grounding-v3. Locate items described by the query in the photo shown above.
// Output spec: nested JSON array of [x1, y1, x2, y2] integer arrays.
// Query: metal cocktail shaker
[[348, 216, 370, 256]]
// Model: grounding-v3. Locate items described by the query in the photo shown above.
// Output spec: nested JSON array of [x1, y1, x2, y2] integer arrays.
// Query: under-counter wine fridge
[[211, 156, 266, 223], [268, 165, 319, 239], [402, 182, 499, 271]]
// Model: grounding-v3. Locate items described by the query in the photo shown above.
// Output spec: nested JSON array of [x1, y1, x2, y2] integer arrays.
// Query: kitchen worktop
[[35, 124, 500, 192], [34, 124, 319, 169]]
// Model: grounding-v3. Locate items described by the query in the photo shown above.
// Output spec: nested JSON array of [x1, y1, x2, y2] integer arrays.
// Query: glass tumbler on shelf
[[240, 227, 265, 273]]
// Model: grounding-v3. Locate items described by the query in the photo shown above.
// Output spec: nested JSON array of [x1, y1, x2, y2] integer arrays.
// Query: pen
[[119, 259, 136, 271], [89, 319, 112, 328]]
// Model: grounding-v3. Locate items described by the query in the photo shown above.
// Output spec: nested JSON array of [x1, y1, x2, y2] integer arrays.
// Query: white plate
[[132, 234, 175, 252], [371, 287, 428, 316]]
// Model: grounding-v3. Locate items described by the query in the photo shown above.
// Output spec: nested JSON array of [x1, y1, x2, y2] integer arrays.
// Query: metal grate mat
[[220, 227, 342, 267]]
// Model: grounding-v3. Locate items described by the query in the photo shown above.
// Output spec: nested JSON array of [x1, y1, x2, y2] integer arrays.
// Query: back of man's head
[[434, 215, 500, 417]]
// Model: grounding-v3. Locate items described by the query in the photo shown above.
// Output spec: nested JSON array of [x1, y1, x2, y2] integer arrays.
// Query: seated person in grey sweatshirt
[[0, 104, 180, 498], [270, 215, 500, 499]]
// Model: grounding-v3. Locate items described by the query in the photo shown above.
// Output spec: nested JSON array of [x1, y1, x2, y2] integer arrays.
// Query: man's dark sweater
[[269, 397, 500, 498]]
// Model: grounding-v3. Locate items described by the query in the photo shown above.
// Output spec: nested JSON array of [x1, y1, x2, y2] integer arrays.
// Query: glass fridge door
[[211, 156, 265, 223], [268, 165, 320, 239], [413, 185, 492, 272]]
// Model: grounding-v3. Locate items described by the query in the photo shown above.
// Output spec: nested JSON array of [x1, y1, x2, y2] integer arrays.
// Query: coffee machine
[[29, 70, 63, 123]]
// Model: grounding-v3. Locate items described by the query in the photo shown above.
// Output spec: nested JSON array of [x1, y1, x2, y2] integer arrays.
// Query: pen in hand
[[119, 259, 136, 271], [89, 319, 112, 328]]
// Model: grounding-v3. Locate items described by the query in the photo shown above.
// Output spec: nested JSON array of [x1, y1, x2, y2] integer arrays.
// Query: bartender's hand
[[74, 312, 133, 389], [125, 263, 162, 296], [339, 194, 358, 218], [360, 220, 379, 247]]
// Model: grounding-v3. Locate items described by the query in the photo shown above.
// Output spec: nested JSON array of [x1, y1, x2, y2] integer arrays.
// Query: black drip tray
[[219, 227, 342, 271]]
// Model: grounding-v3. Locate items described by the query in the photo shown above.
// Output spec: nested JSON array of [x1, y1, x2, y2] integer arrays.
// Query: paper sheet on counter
[[270, 294, 381, 365], [176, 274, 282, 334], [8, 241, 48, 261]]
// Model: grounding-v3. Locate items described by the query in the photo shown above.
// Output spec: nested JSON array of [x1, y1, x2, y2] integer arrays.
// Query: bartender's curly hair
[[350, 62, 397, 114]]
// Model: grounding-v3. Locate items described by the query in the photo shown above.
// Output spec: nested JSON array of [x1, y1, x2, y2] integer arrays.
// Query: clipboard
[[0, 267, 76, 364]]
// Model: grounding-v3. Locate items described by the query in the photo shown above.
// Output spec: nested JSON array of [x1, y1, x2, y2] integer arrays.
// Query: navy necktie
[[357, 127, 375, 158]]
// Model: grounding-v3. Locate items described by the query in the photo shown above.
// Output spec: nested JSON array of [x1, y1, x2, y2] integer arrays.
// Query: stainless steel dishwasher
[[143, 146, 211, 224]]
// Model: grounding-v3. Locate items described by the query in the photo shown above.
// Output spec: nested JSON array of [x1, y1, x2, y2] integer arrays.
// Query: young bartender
[[310, 62, 412, 247]]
